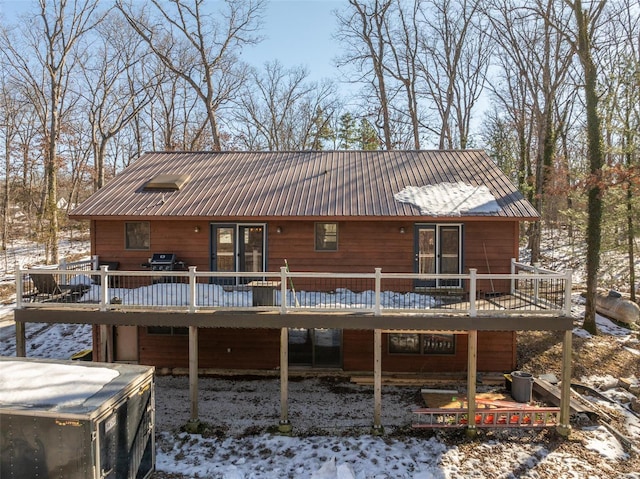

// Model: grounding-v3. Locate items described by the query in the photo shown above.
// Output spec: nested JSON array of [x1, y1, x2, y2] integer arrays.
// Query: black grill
[[148, 253, 177, 271]]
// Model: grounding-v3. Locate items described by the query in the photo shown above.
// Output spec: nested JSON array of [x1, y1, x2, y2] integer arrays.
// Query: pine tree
[[359, 118, 381, 150], [337, 113, 359, 150]]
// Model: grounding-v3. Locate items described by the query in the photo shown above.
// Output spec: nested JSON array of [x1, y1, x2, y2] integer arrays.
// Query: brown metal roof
[[70, 150, 539, 220]]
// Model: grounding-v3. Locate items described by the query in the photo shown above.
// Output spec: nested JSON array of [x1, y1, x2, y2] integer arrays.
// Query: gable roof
[[70, 150, 539, 220]]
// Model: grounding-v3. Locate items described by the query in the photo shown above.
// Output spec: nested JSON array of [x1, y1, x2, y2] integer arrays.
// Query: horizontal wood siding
[[343, 330, 515, 372], [138, 328, 280, 369], [268, 220, 413, 273], [136, 328, 514, 372], [463, 221, 518, 294], [93, 220, 211, 271], [94, 218, 519, 374], [92, 219, 517, 276]]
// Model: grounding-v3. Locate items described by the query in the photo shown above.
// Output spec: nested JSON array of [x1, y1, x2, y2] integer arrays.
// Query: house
[[65, 150, 541, 374]]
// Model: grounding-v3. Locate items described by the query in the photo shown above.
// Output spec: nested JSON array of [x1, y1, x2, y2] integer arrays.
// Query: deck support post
[[372, 328, 384, 435], [557, 329, 572, 437], [466, 329, 478, 437], [15, 321, 26, 357], [279, 327, 292, 433], [98, 325, 108, 362], [189, 325, 199, 423]]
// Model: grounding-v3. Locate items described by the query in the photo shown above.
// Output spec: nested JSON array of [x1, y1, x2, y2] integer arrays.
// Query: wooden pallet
[[413, 406, 560, 428]]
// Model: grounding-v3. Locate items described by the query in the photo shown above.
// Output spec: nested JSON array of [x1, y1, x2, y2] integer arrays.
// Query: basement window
[[147, 326, 188, 335], [388, 333, 455, 355], [144, 174, 190, 190]]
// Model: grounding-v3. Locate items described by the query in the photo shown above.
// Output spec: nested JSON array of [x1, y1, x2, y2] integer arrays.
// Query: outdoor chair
[[24, 270, 90, 302]]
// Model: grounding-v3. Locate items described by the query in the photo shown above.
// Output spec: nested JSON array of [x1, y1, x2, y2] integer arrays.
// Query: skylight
[[144, 174, 190, 190]]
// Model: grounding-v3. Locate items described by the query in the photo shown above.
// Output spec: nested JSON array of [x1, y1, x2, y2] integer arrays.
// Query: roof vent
[[144, 174, 190, 190]]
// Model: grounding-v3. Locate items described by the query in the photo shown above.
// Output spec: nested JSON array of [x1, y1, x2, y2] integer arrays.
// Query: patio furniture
[[24, 271, 90, 302]]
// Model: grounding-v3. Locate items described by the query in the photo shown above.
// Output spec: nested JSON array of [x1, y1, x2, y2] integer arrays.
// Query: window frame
[[125, 221, 150, 250], [314, 222, 338, 251], [388, 333, 456, 355], [146, 326, 188, 335]]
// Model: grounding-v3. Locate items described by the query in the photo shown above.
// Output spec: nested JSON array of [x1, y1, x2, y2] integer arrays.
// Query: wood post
[[557, 329, 573, 436], [372, 328, 383, 434], [466, 330, 477, 436], [189, 325, 199, 422], [15, 321, 26, 357], [279, 327, 291, 432]]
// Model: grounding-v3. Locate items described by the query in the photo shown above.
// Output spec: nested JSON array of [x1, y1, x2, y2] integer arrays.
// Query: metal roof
[[70, 150, 539, 220]]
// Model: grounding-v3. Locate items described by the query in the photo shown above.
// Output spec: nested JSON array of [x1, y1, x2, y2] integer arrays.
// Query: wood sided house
[[15, 150, 574, 433]]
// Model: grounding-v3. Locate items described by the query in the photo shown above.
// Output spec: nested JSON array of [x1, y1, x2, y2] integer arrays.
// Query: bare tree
[[562, 0, 608, 334], [418, 0, 492, 149], [116, 0, 266, 151], [232, 61, 339, 150], [82, 11, 158, 190], [599, 0, 640, 301], [0, 0, 105, 263], [336, 0, 395, 150], [0, 72, 21, 253], [485, 0, 574, 262]]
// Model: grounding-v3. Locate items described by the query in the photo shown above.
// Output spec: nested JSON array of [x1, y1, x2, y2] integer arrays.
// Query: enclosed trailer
[[0, 357, 154, 479]]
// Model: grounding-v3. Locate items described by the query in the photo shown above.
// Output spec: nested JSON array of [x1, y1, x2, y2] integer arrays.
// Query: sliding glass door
[[414, 224, 462, 288], [210, 224, 265, 283]]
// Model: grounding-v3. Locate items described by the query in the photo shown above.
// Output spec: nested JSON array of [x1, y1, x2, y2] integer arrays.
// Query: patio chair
[[24, 271, 90, 302]]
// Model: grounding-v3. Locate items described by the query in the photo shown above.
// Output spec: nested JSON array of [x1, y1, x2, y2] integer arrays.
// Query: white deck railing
[[16, 259, 572, 317]]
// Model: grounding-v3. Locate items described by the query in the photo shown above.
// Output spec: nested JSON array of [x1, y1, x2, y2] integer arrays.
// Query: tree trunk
[[573, 1, 605, 335], [627, 180, 636, 302]]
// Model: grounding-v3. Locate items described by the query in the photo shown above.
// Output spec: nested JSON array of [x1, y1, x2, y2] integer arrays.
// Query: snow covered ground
[[1, 312, 639, 478], [2, 234, 640, 478]]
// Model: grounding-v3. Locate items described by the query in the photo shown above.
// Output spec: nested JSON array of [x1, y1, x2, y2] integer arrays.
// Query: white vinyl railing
[[17, 259, 572, 317]]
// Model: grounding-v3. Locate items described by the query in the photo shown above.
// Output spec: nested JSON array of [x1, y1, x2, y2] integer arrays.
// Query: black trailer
[[0, 357, 154, 479]]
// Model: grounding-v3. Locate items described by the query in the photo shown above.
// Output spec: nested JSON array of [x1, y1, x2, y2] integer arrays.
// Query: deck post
[[563, 270, 573, 317], [15, 321, 26, 357], [279, 327, 291, 433], [374, 268, 382, 315], [466, 329, 478, 436], [280, 267, 288, 314], [469, 269, 477, 317], [188, 266, 197, 313], [557, 329, 573, 437], [16, 268, 24, 309], [189, 325, 199, 423], [99, 265, 109, 311], [372, 328, 383, 434], [98, 266, 110, 363]]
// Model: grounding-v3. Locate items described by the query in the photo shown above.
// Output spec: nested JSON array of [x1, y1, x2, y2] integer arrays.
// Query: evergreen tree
[[359, 118, 381, 150], [337, 113, 359, 149]]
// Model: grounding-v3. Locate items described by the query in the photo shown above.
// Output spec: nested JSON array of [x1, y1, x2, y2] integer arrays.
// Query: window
[[315, 223, 338, 251], [125, 222, 150, 250], [388, 333, 455, 355], [147, 326, 188, 335]]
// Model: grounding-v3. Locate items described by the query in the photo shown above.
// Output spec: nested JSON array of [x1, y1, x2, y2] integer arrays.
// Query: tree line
[[1, 0, 638, 332]]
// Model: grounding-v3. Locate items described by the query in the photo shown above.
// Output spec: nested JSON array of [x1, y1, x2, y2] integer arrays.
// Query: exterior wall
[[136, 328, 516, 372], [92, 218, 518, 275], [138, 328, 281, 370], [92, 218, 520, 372], [343, 330, 515, 372]]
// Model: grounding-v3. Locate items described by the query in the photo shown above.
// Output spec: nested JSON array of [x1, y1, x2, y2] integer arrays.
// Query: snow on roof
[[394, 182, 501, 216], [0, 360, 119, 410]]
